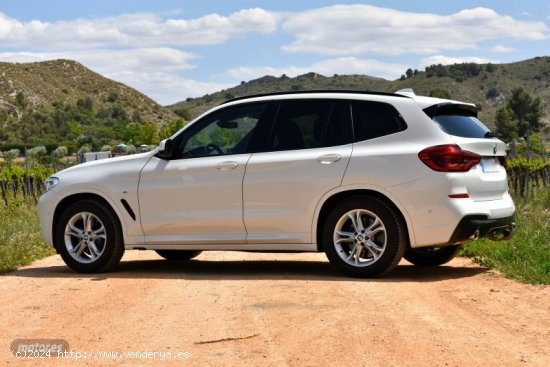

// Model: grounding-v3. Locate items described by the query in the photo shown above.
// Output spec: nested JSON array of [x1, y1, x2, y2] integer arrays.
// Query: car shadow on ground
[[10, 257, 490, 282]]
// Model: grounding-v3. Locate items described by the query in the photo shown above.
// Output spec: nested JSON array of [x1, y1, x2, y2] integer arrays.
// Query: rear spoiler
[[423, 103, 478, 119]]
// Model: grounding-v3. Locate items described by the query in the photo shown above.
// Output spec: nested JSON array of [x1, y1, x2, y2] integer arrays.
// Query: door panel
[[139, 155, 250, 244], [242, 99, 352, 244], [137, 102, 268, 245], [243, 146, 351, 243]]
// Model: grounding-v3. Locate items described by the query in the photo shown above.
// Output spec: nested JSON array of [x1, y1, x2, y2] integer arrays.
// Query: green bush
[[462, 187, 550, 284], [0, 204, 54, 273]]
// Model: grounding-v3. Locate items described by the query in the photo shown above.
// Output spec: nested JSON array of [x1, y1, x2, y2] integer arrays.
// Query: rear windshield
[[433, 115, 491, 138]]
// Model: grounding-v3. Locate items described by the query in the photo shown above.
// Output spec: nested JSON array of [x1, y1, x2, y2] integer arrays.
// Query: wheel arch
[[52, 192, 125, 251], [313, 187, 414, 251]]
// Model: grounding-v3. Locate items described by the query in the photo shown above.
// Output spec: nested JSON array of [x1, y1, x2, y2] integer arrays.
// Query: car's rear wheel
[[155, 250, 202, 261], [404, 245, 462, 266], [323, 197, 406, 277], [56, 200, 124, 273]]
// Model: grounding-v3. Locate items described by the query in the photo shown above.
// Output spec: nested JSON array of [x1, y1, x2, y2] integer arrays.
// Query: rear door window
[[268, 100, 351, 151]]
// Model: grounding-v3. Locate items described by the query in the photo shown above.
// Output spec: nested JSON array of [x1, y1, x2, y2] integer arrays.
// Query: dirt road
[[1, 251, 548, 366]]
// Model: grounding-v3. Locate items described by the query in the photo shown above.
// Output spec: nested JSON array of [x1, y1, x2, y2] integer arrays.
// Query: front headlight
[[44, 177, 59, 192]]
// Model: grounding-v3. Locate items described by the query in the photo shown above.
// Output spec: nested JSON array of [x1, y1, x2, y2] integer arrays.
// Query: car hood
[[56, 152, 153, 177]]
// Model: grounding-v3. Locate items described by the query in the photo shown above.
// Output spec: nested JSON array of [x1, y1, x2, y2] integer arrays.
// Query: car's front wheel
[[155, 250, 202, 261], [404, 245, 462, 266], [56, 200, 125, 273], [323, 197, 406, 277]]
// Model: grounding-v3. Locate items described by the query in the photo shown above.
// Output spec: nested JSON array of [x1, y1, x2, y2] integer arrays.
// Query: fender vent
[[120, 199, 136, 221]]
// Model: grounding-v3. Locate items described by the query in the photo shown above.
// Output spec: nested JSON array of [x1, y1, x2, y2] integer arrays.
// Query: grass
[[462, 187, 550, 285], [0, 203, 55, 273]]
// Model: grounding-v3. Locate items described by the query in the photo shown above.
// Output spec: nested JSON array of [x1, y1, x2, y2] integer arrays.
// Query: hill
[[0, 59, 176, 123], [169, 57, 550, 130], [0, 60, 178, 151]]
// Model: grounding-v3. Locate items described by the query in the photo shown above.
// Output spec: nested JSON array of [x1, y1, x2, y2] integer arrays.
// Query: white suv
[[39, 90, 515, 277]]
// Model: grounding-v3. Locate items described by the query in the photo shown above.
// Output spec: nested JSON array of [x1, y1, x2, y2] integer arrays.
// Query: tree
[[429, 89, 451, 99], [507, 87, 544, 138], [78, 145, 91, 154], [76, 97, 93, 112], [124, 122, 142, 144], [139, 123, 158, 145], [5, 149, 20, 160], [174, 108, 191, 120], [160, 119, 184, 139], [495, 107, 517, 142], [15, 92, 27, 108], [54, 146, 68, 158], [405, 68, 413, 78], [27, 146, 47, 158], [131, 110, 142, 123], [485, 88, 499, 99]]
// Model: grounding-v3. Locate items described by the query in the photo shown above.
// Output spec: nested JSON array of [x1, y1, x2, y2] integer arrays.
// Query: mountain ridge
[[168, 57, 550, 130], [0, 59, 177, 125]]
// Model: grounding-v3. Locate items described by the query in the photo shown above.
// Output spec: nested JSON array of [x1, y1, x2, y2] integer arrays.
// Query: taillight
[[418, 145, 481, 172], [498, 156, 507, 168]]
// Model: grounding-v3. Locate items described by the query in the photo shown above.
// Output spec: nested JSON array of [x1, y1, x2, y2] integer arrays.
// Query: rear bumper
[[448, 215, 515, 244]]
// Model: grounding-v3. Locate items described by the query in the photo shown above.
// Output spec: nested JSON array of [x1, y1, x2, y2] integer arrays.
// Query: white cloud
[[106, 70, 231, 106], [491, 45, 517, 53], [0, 49, 227, 105], [282, 5, 549, 55], [0, 48, 196, 73], [225, 57, 407, 81], [0, 8, 278, 49], [420, 55, 497, 68]]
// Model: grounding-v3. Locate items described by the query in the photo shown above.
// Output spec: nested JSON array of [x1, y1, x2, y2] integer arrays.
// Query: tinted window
[[269, 100, 327, 151], [351, 101, 407, 141], [176, 103, 266, 158], [433, 115, 491, 138], [268, 100, 351, 152], [323, 101, 351, 147]]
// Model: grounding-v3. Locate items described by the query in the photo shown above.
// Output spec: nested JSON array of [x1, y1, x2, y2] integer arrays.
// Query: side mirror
[[157, 138, 173, 159]]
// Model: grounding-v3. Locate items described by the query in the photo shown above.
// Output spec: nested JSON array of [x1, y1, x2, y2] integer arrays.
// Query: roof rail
[[222, 89, 410, 104]]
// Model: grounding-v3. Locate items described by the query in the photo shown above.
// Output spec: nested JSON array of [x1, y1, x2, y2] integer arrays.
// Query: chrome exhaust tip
[[469, 230, 480, 241]]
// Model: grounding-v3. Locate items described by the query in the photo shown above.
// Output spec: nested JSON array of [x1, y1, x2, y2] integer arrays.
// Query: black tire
[[56, 200, 125, 273], [323, 196, 407, 278], [155, 250, 202, 261], [404, 245, 462, 266]]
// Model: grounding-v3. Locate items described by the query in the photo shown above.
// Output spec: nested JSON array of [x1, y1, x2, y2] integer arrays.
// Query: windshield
[[433, 115, 492, 138]]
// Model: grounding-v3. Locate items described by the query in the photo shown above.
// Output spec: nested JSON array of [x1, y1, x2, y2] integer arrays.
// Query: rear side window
[[268, 100, 351, 151], [433, 115, 491, 138], [351, 101, 407, 141]]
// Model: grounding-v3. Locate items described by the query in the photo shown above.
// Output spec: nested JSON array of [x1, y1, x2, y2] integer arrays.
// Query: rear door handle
[[216, 161, 239, 170], [317, 154, 341, 164]]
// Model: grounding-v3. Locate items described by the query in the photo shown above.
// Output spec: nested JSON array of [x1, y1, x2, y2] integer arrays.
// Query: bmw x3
[[39, 89, 515, 277]]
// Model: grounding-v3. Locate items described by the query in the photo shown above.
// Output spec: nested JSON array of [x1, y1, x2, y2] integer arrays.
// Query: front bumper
[[38, 191, 59, 249], [448, 215, 515, 244]]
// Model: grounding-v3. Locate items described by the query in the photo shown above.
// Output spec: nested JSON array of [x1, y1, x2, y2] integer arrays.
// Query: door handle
[[317, 154, 341, 164], [215, 161, 238, 170]]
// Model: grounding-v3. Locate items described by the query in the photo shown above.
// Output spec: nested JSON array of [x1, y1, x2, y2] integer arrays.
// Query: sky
[[0, 1, 549, 105]]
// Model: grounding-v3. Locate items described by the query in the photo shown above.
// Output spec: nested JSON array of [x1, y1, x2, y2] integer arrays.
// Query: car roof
[[222, 90, 409, 104], [221, 88, 476, 111]]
